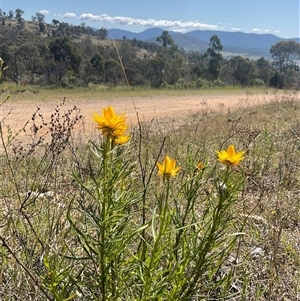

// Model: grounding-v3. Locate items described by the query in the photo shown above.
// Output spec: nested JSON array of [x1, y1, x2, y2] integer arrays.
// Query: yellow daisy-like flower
[[196, 162, 205, 170], [216, 145, 245, 167], [92, 106, 128, 138], [157, 155, 181, 178], [115, 134, 131, 145]]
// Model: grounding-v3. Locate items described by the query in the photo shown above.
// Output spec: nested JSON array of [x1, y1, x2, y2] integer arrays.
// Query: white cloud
[[78, 13, 219, 31], [231, 27, 241, 31], [63, 13, 77, 18], [39, 10, 50, 15], [274, 30, 281, 34], [172, 28, 187, 33], [253, 28, 274, 34]]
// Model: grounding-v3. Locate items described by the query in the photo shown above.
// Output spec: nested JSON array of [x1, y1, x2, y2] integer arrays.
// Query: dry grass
[[0, 88, 300, 300]]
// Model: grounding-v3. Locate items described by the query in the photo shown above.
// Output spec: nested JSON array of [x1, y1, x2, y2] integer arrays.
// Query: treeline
[[0, 11, 299, 89]]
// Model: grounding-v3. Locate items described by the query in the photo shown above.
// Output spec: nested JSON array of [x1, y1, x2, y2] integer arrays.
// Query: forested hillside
[[0, 8, 299, 89]]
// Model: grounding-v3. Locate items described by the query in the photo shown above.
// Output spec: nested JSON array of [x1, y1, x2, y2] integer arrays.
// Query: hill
[[2, 19, 298, 59], [108, 27, 300, 58], [1, 18, 299, 89]]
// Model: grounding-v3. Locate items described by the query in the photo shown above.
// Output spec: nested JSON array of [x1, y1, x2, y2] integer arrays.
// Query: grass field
[[0, 84, 300, 300], [6, 83, 264, 100]]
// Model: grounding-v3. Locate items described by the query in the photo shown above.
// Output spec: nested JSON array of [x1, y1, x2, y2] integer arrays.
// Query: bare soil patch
[[1, 90, 298, 138]]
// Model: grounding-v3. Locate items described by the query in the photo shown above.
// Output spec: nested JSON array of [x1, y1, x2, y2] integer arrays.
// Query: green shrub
[[251, 78, 266, 86], [211, 79, 226, 87], [195, 78, 209, 88]]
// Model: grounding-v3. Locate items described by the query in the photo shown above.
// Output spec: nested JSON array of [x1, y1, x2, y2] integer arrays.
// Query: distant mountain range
[[107, 28, 300, 58]]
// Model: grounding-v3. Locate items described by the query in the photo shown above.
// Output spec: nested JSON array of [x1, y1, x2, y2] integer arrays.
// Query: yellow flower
[[157, 156, 181, 178], [216, 145, 245, 167], [92, 106, 128, 138], [115, 134, 131, 145], [196, 162, 205, 170]]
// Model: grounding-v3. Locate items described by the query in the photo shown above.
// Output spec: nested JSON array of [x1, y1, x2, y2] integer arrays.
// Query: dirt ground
[[1, 90, 298, 138]]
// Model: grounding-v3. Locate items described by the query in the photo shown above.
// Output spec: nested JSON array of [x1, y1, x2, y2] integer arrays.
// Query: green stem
[[182, 168, 232, 299], [100, 135, 111, 301], [143, 176, 170, 299]]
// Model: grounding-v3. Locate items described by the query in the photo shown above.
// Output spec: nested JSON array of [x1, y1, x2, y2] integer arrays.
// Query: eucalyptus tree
[[156, 30, 175, 48], [16, 43, 40, 83], [187, 51, 208, 80], [15, 8, 24, 23], [148, 56, 165, 88], [99, 27, 108, 40], [90, 53, 105, 80], [8, 10, 14, 19], [52, 19, 60, 27], [36, 12, 45, 23], [49, 37, 82, 86], [104, 59, 121, 86], [206, 35, 223, 80], [8, 46, 26, 84], [149, 30, 183, 87], [270, 40, 300, 81], [228, 56, 256, 85], [37, 44, 56, 84], [256, 57, 274, 84]]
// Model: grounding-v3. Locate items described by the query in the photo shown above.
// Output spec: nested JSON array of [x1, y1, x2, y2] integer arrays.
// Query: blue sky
[[2, 0, 300, 38]]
